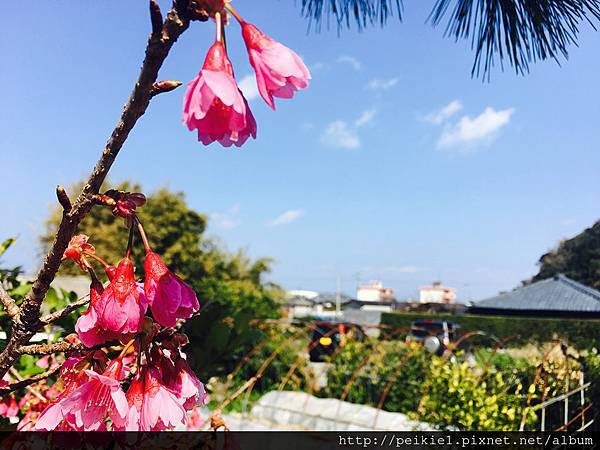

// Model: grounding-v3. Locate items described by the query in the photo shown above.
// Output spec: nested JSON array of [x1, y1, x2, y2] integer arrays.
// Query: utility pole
[[336, 274, 341, 319]]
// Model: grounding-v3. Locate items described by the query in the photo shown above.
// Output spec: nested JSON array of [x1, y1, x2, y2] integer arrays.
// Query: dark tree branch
[[0, 366, 61, 395], [18, 341, 86, 356], [39, 294, 91, 326], [0, 1, 195, 378], [0, 284, 19, 318]]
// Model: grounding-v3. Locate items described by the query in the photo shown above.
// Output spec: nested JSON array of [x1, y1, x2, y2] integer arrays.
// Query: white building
[[356, 281, 395, 302], [419, 282, 457, 304]]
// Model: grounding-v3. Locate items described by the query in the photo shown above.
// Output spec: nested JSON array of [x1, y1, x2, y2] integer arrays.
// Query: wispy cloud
[[210, 203, 241, 230], [424, 100, 463, 125], [238, 74, 259, 101], [337, 55, 362, 71], [366, 77, 399, 91], [438, 107, 515, 149], [310, 61, 329, 72], [320, 109, 376, 150], [320, 121, 361, 150], [267, 209, 305, 227], [355, 109, 377, 127]]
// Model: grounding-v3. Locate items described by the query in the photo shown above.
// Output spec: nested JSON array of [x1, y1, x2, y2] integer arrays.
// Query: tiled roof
[[475, 274, 600, 312]]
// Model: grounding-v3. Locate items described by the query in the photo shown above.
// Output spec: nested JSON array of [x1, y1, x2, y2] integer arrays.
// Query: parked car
[[308, 321, 365, 362], [406, 319, 459, 356]]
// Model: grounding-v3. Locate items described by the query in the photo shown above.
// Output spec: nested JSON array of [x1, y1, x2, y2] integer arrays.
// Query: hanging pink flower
[[95, 258, 148, 341], [183, 41, 257, 147], [123, 366, 186, 431], [241, 22, 310, 110], [144, 251, 200, 327], [174, 357, 207, 410], [161, 356, 207, 410], [75, 277, 109, 347], [35, 359, 128, 431]]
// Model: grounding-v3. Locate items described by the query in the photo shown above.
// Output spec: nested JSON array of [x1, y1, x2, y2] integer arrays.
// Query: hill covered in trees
[[532, 220, 600, 289]]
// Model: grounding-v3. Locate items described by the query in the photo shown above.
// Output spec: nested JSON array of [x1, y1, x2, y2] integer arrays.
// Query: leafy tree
[[532, 220, 600, 288], [41, 182, 283, 379]]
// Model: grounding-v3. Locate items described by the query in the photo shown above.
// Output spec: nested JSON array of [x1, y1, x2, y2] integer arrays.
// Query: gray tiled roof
[[475, 274, 600, 312]]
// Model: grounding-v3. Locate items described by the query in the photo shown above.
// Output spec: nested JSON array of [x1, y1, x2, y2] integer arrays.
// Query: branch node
[[150, 0, 164, 37], [56, 185, 72, 212], [0, 284, 19, 319], [150, 80, 183, 97]]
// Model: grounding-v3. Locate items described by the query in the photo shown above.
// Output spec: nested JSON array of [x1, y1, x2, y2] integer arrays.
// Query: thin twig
[[18, 341, 86, 356], [0, 1, 194, 378], [0, 366, 60, 396], [39, 294, 90, 325], [0, 284, 19, 318]]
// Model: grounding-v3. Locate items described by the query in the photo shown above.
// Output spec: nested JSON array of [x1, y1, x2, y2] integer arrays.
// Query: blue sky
[[1, 1, 599, 301]]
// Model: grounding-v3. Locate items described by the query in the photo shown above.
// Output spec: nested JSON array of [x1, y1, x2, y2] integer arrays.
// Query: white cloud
[[310, 62, 328, 72], [355, 109, 376, 128], [424, 100, 463, 125], [210, 203, 241, 230], [321, 109, 377, 149], [337, 55, 362, 71], [366, 77, 399, 91], [238, 74, 259, 101], [266, 209, 305, 227], [438, 107, 515, 149], [320, 121, 361, 150]]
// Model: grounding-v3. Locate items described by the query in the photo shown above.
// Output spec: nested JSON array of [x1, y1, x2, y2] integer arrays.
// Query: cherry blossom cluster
[[26, 190, 205, 431], [183, 1, 311, 147], [1, 356, 64, 430]]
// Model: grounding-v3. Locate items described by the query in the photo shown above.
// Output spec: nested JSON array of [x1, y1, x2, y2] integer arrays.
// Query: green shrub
[[381, 312, 600, 350], [583, 349, 600, 430], [324, 340, 429, 413], [416, 356, 537, 430]]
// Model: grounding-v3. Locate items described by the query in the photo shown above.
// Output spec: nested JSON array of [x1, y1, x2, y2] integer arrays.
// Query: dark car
[[406, 319, 459, 355], [308, 321, 365, 362]]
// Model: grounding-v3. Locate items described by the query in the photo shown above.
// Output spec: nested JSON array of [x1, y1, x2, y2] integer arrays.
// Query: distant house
[[284, 290, 350, 319], [356, 281, 395, 302], [343, 299, 398, 313], [469, 274, 600, 318], [419, 282, 457, 304]]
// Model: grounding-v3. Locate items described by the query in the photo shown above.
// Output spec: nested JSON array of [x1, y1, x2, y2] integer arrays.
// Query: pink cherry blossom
[[0, 393, 18, 418], [241, 22, 310, 110], [75, 277, 109, 347], [95, 258, 148, 341], [183, 41, 257, 147], [171, 357, 207, 410], [35, 359, 128, 431], [124, 366, 186, 431], [144, 251, 200, 327], [159, 354, 206, 410]]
